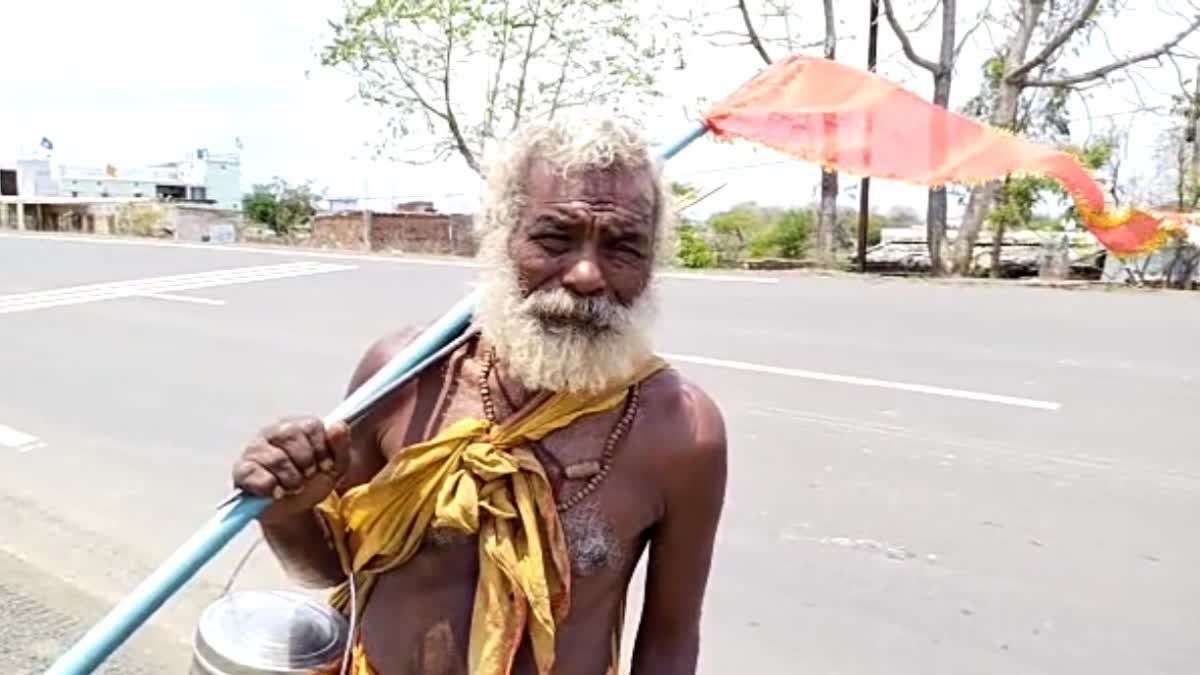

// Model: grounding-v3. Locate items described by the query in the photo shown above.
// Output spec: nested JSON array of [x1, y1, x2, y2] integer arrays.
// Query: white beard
[[474, 260, 656, 395]]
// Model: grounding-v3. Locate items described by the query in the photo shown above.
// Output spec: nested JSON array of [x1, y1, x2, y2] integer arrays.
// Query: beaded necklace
[[478, 348, 640, 513]]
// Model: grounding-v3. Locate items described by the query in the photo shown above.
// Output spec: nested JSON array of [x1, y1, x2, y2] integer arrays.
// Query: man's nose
[[561, 251, 606, 296]]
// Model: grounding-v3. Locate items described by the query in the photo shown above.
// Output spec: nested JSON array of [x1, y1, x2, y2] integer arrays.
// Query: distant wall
[[310, 210, 475, 256], [309, 212, 368, 249], [170, 205, 241, 242]]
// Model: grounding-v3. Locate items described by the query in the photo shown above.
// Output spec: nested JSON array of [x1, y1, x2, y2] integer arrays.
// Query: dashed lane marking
[[0, 232, 779, 284], [0, 424, 41, 451], [663, 352, 1063, 411], [0, 262, 354, 315]]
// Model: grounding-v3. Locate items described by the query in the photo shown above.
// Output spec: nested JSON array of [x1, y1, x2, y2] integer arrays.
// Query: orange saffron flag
[[704, 55, 1185, 256]]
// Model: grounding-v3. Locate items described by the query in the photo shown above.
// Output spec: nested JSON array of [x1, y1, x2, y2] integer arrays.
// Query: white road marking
[[0, 232, 779, 284], [0, 262, 354, 314], [138, 292, 226, 306], [0, 424, 39, 449], [662, 352, 1062, 411], [659, 271, 779, 284], [0, 232, 481, 268]]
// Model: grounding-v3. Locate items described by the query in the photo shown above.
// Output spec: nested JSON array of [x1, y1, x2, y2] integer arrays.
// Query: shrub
[[675, 224, 717, 268], [770, 209, 815, 258], [115, 203, 165, 237]]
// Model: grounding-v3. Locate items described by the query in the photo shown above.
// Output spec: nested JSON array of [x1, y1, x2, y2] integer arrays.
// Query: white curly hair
[[474, 113, 675, 267]]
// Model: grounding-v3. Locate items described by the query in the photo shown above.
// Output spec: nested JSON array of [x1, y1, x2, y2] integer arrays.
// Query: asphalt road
[[1, 232, 1198, 674]]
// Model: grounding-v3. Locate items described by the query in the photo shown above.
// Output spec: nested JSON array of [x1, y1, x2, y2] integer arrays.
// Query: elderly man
[[231, 115, 727, 675]]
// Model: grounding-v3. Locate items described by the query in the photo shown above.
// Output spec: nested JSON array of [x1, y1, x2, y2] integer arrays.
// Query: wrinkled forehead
[[524, 158, 658, 223]]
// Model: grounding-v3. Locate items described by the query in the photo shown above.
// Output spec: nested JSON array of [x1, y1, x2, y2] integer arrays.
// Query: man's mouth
[[531, 309, 613, 335], [517, 286, 627, 336]]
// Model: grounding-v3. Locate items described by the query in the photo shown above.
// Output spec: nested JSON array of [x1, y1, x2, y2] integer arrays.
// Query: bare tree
[[732, 0, 840, 265], [882, 0, 989, 273], [322, 0, 671, 174], [944, 0, 1200, 274], [816, 0, 839, 265], [1148, 68, 1200, 212]]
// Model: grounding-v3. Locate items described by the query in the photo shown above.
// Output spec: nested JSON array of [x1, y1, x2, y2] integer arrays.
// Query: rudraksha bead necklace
[[479, 348, 640, 513]]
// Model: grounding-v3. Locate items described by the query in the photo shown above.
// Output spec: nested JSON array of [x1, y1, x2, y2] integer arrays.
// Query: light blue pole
[[45, 292, 478, 675], [659, 122, 709, 161], [44, 123, 711, 675]]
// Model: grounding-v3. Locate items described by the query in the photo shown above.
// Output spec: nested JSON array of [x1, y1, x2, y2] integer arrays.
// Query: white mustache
[[519, 287, 626, 330]]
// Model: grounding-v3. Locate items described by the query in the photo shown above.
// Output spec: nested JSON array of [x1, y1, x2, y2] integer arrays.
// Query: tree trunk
[[947, 3, 1042, 274], [927, 69, 953, 274], [816, 0, 839, 266], [817, 169, 839, 264], [951, 185, 993, 274], [1190, 62, 1200, 208], [884, 0, 958, 273], [990, 213, 1006, 279], [927, 188, 948, 272], [991, 175, 1014, 279]]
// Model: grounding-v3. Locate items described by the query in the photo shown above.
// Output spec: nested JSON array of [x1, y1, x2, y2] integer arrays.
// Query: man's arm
[[256, 328, 420, 588], [629, 382, 728, 675]]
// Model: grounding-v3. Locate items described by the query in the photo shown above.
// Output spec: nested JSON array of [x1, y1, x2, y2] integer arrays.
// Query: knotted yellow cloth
[[315, 356, 667, 675]]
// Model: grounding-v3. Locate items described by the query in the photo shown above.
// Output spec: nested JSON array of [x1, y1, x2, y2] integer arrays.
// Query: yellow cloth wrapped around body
[[315, 356, 667, 675]]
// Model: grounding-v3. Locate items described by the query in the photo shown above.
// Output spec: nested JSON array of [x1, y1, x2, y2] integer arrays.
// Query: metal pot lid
[[194, 590, 348, 674]]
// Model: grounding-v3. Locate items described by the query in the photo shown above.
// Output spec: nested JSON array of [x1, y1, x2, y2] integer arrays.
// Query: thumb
[[326, 420, 352, 477]]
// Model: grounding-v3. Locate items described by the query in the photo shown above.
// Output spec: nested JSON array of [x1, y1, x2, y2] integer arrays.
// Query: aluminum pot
[[191, 590, 349, 675]]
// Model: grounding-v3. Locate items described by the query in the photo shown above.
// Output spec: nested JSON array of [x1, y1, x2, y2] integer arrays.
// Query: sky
[[2, 0, 1197, 219]]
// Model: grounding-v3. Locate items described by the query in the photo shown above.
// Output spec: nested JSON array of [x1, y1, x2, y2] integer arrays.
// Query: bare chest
[[375, 359, 660, 578]]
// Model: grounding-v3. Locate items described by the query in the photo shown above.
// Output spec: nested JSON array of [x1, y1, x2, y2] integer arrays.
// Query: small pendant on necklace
[[563, 460, 602, 480]]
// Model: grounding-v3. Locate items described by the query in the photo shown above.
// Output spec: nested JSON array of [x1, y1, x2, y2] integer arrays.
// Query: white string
[[219, 536, 263, 597], [339, 572, 359, 675]]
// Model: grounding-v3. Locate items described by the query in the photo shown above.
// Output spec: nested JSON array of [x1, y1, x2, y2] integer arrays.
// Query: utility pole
[[857, 0, 881, 272], [1191, 62, 1200, 208]]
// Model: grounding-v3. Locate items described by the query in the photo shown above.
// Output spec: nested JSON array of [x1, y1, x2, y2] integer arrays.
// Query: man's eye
[[608, 240, 645, 259], [535, 233, 570, 252]]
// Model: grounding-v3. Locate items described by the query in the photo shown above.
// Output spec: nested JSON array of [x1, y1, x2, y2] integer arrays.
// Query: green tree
[[764, 208, 814, 259], [322, 0, 671, 174], [708, 204, 770, 263], [708, 204, 766, 245], [990, 177, 1055, 232], [675, 224, 717, 268], [243, 179, 321, 236], [988, 136, 1114, 233], [984, 139, 1113, 277], [835, 208, 886, 249], [669, 181, 699, 201]]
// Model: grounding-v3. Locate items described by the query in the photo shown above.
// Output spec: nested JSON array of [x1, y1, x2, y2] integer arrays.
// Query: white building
[[1, 149, 242, 234], [2, 149, 242, 211]]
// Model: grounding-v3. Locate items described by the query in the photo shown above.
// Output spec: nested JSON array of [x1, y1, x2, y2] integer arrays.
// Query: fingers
[[278, 418, 322, 478], [325, 421, 352, 477], [260, 442, 306, 494], [264, 418, 323, 478], [296, 417, 336, 474], [232, 457, 290, 499], [233, 416, 350, 506]]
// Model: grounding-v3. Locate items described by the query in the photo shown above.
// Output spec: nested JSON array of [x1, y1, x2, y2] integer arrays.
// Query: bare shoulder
[[346, 325, 426, 393], [336, 326, 427, 490], [634, 366, 727, 536], [636, 366, 727, 477]]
